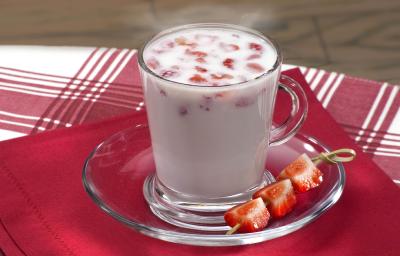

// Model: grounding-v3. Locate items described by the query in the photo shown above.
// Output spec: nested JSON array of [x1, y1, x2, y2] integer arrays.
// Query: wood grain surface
[[0, 0, 399, 83]]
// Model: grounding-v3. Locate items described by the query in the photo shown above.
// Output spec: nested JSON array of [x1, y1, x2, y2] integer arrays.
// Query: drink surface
[[143, 28, 277, 86]]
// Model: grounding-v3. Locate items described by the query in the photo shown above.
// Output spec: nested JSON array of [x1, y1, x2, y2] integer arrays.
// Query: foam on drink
[[143, 28, 277, 86]]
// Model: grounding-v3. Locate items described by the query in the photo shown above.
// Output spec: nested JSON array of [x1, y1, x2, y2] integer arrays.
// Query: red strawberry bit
[[211, 73, 233, 80], [246, 63, 265, 73], [215, 92, 225, 98], [195, 57, 206, 63], [278, 153, 323, 193], [160, 70, 179, 78], [146, 58, 160, 70], [253, 179, 297, 218], [178, 106, 188, 116], [247, 54, 261, 60], [199, 95, 213, 111], [195, 66, 208, 73], [161, 40, 175, 48], [223, 58, 234, 69], [185, 49, 207, 58], [189, 74, 207, 84], [249, 42, 263, 51], [175, 37, 197, 48], [235, 97, 255, 107], [219, 42, 240, 52], [160, 89, 167, 96], [224, 197, 270, 234]]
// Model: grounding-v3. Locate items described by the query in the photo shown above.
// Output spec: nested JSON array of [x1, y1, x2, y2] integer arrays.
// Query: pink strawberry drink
[[140, 25, 280, 199]]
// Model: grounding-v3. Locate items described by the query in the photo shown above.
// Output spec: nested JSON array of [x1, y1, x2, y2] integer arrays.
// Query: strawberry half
[[252, 179, 297, 218], [224, 197, 270, 233], [278, 153, 323, 193]]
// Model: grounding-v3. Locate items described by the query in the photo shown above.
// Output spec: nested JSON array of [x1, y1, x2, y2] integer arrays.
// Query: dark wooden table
[[1, 0, 399, 83]]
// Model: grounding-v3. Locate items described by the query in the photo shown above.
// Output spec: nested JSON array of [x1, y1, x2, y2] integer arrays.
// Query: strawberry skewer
[[225, 148, 356, 235], [225, 179, 296, 234]]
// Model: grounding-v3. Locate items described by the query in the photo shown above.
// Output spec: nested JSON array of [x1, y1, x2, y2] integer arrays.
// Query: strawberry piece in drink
[[189, 74, 207, 84], [249, 42, 263, 51], [185, 49, 208, 58], [146, 58, 160, 70], [252, 179, 297, 218], [278, 153, 323, 193], [224, 197, 270, 234], [246, 63, 265, 73], [223, 58, 234, 69], [195, 66, 208, 73], [219, 42, 240, 52], [211, 73, 233, 80]]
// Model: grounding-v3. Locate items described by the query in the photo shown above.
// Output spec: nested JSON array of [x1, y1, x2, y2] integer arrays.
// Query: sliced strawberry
[[211, 73, 233, 80], [278, 153, 323, 193], [160, 70, 179, 78], [252, 179, 297, 218], [195, 66, 208, 73], [224, 197, 270, 233], [249, 42, 263, 51], [219, 42, 240, 52], [246, 63, 265, 73], [146, 58, 160, 70], [175, 37, 197, 48], [185, 49, 207, 58], [247, 54, 261, 60], [189, 74, 207, 84], [223, 58, 234, 69], [195, 57, 206, 63]]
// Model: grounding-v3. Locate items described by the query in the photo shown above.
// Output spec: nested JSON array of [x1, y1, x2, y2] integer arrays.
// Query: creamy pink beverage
[[140, 26, 280, 199]]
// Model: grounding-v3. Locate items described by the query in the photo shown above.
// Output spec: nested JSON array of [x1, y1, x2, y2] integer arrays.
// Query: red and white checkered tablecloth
[[0, 46, 398, 183]]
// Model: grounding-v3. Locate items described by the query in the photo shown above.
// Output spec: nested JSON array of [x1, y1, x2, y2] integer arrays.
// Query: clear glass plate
[[82, 124, 345, 246]]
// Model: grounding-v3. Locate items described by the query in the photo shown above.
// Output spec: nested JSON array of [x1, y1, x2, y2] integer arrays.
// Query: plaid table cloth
[[0, 46, 398, 183]]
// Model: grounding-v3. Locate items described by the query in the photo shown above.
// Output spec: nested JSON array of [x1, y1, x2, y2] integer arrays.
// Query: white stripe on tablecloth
[[78, 50, 136, 124], [355, 83, 388, 142], [0, 68, 141, 93], [0, 85, 136, 109], [0, 67, 74, 83], [305, 68, 317, 83], [0, 119, 46, 131], [0, 128, 26, 141], [374, 139, 400, 147], [322, 74, 344, 108], [0, 110, 65, 125], [0, 73, 68, 88], [47, 48, 116, 129], [0, 81, 61, 94], [0, 80, 141, 102], [363, 86, 399, 147], [364, 146, 400, 154], [364, 150, 400, 157], [69, 49, 129, 124], [317, 72, 337, 100], [310, 70, 325, 91]]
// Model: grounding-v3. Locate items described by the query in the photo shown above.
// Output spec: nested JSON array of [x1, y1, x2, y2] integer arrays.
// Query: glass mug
[[138, 24, 307, 217]]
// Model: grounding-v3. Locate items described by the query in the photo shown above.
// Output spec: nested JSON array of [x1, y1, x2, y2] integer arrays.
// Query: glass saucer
[[82, 124, 345, 246]]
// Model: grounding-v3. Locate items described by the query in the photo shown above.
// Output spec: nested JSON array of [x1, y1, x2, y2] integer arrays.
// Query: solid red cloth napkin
[[1, 68, 399, 255]]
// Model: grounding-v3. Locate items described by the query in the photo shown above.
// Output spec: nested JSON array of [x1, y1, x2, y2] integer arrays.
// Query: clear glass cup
[[137, 23, 308, 217]]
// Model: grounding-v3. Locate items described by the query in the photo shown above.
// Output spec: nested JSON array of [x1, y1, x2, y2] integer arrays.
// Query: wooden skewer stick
[[311, 148, 356, 165], [226, 223, 241, 235]]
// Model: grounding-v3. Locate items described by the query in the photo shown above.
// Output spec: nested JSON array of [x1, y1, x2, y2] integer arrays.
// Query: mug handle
[[269, 75, 308, 146]]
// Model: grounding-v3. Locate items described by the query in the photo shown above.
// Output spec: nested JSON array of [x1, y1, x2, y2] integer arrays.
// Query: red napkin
[[1, 68, 399, 255]]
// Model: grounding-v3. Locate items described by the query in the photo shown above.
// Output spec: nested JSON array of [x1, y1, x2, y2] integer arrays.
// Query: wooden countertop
[[1, 0, 399, 83]]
